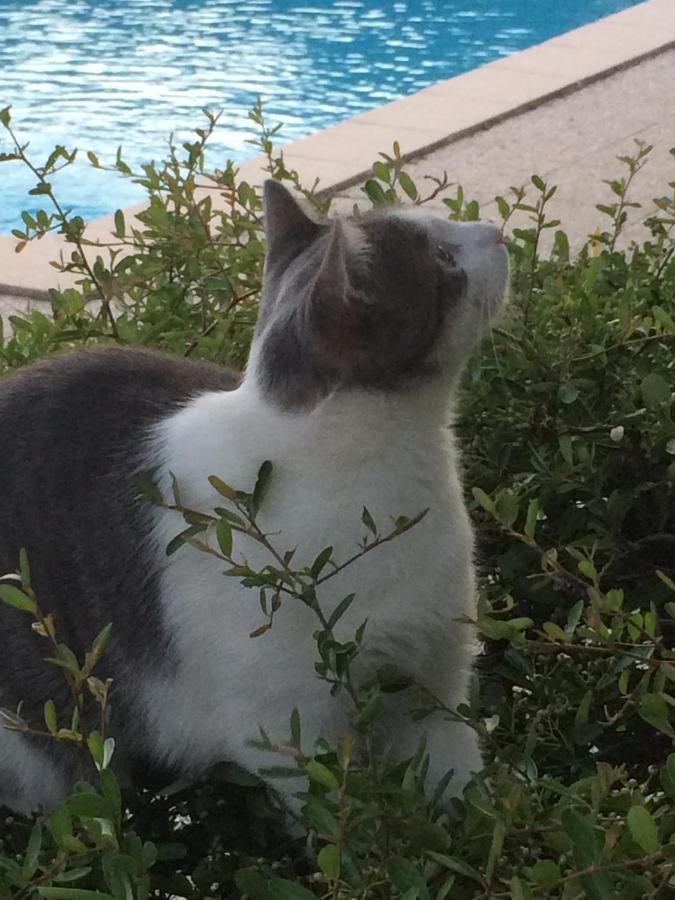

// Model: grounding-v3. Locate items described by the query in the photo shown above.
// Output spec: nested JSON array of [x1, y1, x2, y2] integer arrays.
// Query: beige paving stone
[[281, 119, 449, 166], [351, 92, 505, 135], [419, 63, 571, 111], [600, 0, 675, 32], [335, 49, 675, 252], [497, 38, 665, 83]]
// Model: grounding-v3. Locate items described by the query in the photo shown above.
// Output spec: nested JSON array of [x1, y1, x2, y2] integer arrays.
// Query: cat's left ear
[[306, 219, 372, 357], [263, 180, 320, 255]]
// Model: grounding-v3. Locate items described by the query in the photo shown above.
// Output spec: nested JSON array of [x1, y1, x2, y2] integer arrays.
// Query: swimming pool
[[0, 0, 641, 233]]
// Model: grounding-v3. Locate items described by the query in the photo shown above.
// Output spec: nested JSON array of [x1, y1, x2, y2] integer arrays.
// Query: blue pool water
[[0, 0, 641, 233]]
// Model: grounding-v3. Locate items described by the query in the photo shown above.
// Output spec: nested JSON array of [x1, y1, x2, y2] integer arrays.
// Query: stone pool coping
[[1, 0, 674, 298]]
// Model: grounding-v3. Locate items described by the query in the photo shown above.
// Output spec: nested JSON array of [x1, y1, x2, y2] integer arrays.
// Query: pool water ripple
[[0, 0, 639, 232]]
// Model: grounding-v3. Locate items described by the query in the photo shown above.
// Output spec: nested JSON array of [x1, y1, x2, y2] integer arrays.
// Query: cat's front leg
[[378, 690, 482, 807]]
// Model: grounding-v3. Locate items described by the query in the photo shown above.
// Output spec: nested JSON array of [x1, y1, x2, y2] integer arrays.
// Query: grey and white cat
[[0, 181, 508, 815]]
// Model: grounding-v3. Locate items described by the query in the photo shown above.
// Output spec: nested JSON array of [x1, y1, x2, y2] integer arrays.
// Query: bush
[[0, 105, 674, 899]]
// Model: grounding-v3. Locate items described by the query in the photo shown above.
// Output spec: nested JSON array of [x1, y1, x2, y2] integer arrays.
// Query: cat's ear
[[263, 180, 320, 255], [310, 219, 369, 306], [307, 220, 371, 351]]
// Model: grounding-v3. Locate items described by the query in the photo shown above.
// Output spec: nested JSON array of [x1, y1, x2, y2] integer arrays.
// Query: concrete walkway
[[0, 0, 673, 315], [334, 47, 675, 249]]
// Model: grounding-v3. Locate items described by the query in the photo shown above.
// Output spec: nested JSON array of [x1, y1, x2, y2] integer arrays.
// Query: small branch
[[572, 331, 675, 363]]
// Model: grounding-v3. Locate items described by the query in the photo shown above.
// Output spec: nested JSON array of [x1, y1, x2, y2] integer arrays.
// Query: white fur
[[0, 728, 68, 815], [143, 381, 479, 802], [136, 219, 508, 806]]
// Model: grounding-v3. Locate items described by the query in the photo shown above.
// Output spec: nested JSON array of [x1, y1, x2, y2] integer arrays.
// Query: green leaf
[[561, 808, 602, 861], [52, 868, 93, 884], [627, 805, 659, 852], [91, 622, 112, 661], [543, 621, 565, 640], [372, 160, 390, 183], [495, 490, 519, 528], [364, 179, 387, 204], [361, 505, 377, 536], [114, 209, 125, 237], [638, 693, 675, 738], [524, 499, 540, 540], [49, 804, 74, 849], [310, 546, 333, 579], [657, 570, 675, 592], [133, 472, 163, 505], [100, 768, 122, 820], [87, 731, 104, 769], [398, 171, 418, 200], [39, 891, 114, 899], [472, 487, 494, 514], [387, 857, 430, 899], [558, 383, 580, 404], [317, 844, 340, 878], [234, 869, 275, 900], [304, 797, 340, 837], [22, 823, 43, 880], [165, 524, 206, 556], [661, 753, 675, 798], [436, 876, 456, 900], [574, 690, 593, 729], [641, 372, 671, 408], [266, 879, 317, 900], [66, 791, 112, 819], [0, 584, 36, 613], [510, 877, 535, 900], [0, 106, 11, 127], [216, 519, 233, 557], [19, 547, 31, 589], [558, 434, 574, 466], [578, 559, 598, 582], [44, 699, 58, 734], [426, 852, 485, 886], [565, 600, 584, 636], [208, 474, 237, 500], [306, 759, 339, 790], [251, 459, 273, 516], [289, 707, 301, 750], [29, 182, 52, 196], [326, 594, 355, 630], [528, 859, 561, 888]]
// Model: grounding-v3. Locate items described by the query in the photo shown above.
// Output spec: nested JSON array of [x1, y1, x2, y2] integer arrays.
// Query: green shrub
[[0, 106, 673, 899]]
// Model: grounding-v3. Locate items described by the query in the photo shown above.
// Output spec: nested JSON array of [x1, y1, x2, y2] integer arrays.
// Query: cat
[[0, 179, 508, 816]]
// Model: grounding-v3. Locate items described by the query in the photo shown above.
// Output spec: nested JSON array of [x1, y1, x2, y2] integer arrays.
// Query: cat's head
[[250, 180, 508, 410]]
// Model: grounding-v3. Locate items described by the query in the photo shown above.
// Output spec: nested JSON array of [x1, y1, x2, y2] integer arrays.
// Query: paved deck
[[0, 0, 673, 314], [334, 47, 675, 250]]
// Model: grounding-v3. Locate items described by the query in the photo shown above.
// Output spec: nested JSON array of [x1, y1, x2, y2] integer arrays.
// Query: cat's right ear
[[263, 180, 321, 256]]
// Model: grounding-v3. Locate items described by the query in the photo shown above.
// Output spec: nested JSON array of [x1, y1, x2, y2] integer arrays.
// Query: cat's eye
[[436, 244, 458, 266]]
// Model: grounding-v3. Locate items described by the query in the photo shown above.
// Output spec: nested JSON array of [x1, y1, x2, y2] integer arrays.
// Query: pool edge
[[1, 0, 674, 295]]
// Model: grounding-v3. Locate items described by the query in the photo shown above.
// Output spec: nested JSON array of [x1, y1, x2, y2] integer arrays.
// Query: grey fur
[[0, 347, 237, 793], [257, 182, 468, 409]]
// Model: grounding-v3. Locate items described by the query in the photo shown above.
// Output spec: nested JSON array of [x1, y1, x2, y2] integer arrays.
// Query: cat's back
[[0, 346, 238, 721], [0, 344, 238, 427], [0, 345, 235, 476]]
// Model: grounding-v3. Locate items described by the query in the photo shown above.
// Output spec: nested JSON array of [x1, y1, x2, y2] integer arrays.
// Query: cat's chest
[[150, 388, 473, 649]]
